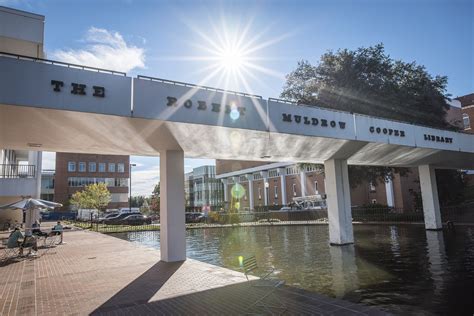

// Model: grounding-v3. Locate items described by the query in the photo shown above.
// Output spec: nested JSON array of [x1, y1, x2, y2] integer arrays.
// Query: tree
[[149, 183, 160, 214], [283, 44, 460, 192], [281, 44, 453, 129], [70, 183, 111, 213]]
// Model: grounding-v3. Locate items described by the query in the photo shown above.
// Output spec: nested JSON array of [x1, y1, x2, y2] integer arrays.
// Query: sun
[[218, 45, 245, 71]]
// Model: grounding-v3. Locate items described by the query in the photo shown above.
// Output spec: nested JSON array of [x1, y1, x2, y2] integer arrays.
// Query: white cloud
[[52, 27, 145, 73], [131, 164, 160, 197]]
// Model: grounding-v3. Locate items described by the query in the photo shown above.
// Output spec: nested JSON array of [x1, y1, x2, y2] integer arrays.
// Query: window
[[372, 199, 377, 204], [369, 182, 376, 192], [78, 162, 86, 172], [314, 181, 319, 194], [292, 183, 297, 196], [89, 162, 96, 172], [258, 187, 262, 200], [274, 186, 278, 198], [108, 163, 115, 172], [117, 163, 125, 173], [68, 162, 76, 172], [98, 163, 105, 172], [463, 113, 471, 129]]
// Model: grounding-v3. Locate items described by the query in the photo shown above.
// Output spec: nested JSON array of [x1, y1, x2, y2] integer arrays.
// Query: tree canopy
[[70, 182, 111, 212], [281, 44, 453, 130]]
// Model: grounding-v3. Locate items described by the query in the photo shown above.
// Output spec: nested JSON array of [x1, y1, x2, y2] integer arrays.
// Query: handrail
[[0, 51, 127, 76], [137, 75, 263, 99], [0, 164, 36, 178]]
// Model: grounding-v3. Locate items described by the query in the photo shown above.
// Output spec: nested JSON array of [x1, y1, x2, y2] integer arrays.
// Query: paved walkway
[[0, 229, 388, 315]]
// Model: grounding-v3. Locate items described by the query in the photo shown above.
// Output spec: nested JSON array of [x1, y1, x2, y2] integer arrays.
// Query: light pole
[[129, 163, 136, 212], [264, 181, 269, 208]]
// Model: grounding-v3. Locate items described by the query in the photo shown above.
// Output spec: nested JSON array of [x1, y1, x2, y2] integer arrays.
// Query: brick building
[[54, 153, 130, 210], [216, 160, 420, 211], [456, 93, 474, 133]]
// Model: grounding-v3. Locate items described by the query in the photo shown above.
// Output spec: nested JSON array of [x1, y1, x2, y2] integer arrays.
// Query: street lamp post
[[129, 163, 136, 212], [264, 181, 269, 208]]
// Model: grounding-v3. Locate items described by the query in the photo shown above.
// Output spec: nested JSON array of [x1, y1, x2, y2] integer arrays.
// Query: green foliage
[[70, 183, 111, 212], [435, 169, 467, 206], [284, 44, 459, 190], [150, 183, 160, 213], [281, 43, 453, 130]]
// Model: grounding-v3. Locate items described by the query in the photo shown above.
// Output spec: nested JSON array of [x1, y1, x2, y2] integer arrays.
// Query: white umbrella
[[0, 198, 63, 232], [0, 198, 62, 210]]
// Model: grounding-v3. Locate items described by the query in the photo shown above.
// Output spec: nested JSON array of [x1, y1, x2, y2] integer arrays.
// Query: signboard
[[0, 57, 132, 116], [267, 100, 356, 140], [133, 78, 268, 132]]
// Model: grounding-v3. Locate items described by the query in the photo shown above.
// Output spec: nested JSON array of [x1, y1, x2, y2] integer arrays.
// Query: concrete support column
[[221, 178, 228, 203], [246, 174, 254, 211], [324, 159, 354, 245], [261, 171, 269, 206], [300, 169, 306, 197], [385, 177, 394, 208], [160, 149, 186, 262], [419, 165, 442, 230], [278, 167, 287, 205]]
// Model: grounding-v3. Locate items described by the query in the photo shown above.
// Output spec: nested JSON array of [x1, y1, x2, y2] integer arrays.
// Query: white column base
[[324, 159, 354, 245], [419, 165, 442, 230], [160, 150, 186, 262]]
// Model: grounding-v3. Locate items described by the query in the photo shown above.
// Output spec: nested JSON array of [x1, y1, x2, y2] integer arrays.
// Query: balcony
[[0, 164, 38, 197], [0, 164, 36, 178]]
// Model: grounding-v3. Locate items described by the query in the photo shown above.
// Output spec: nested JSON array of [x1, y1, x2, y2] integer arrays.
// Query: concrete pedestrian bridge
[[1, 52, 473, 261]]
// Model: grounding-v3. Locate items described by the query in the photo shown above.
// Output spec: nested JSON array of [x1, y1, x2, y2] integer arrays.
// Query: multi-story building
[[185, 165, 224, 211], [0, 7, 45, 226], [40, 169, 55, 202], [54, 153, 130, 210], [456, 93, 474, 184], [216, 160, 420, 211], [456, 93, 474, 133]]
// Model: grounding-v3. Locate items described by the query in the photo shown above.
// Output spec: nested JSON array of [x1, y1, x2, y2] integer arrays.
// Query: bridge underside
[[2, 104, 473, 169]]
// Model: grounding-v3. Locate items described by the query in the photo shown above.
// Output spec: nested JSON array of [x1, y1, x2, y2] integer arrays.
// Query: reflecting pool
[[112, 225, 474, 314]]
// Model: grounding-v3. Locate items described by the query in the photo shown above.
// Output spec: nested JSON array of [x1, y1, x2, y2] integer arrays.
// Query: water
[[112, 225, 474, 315]]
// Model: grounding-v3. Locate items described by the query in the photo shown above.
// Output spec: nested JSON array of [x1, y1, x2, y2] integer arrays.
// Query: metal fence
[[68, 204, 473, 233], [0, 164, 36, 178]]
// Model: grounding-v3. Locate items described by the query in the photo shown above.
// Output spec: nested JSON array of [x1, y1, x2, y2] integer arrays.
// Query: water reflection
[[113, 225, 474, 314], [329, 245, 359, 298], [425, 230, 446, 296]]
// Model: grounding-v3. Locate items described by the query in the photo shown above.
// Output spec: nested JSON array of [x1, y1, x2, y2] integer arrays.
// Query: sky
[[2, 0, 472, 196]]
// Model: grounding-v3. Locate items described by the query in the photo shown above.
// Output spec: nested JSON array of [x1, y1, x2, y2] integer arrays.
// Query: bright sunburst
[[175, 16, 292, 94]]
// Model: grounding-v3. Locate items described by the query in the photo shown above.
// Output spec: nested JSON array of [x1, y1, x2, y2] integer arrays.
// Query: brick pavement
[[0, 229, 389, 315]]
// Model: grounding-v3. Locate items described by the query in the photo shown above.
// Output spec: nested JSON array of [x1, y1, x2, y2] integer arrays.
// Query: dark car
[[120, 214, 152, 225], [185, 212, 206, 223], [103, 212, 142, 225]]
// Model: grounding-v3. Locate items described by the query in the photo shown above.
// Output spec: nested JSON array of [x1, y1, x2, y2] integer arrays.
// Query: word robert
[[423, 134, 453, 144], [166, 97, 246, 116], [281, 113, 346, 129], [369, 126, 405, 137], [50, 80, 105, 98]]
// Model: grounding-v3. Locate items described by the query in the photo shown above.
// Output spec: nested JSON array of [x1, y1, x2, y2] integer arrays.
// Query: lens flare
[[231, 183, 246, 199]]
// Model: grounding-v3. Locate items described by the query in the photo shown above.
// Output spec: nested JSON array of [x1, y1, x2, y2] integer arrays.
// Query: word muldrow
[[424, 134, 453, 143], [369, 126, 405, 137], [281, 113, 347, 129], [166, 97, 246, 116], [51, 80, 105, 97]]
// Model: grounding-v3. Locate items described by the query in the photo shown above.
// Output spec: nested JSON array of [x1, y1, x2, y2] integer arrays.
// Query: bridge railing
[[137, 75, 263, 99], [0, 51, 127, 76]]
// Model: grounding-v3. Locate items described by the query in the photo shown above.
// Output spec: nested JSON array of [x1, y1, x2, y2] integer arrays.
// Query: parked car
[[120, 214, 151, 225], [103, 212, 142, 225], [185, 212, 206, 223], [97, 211, 120, 222]]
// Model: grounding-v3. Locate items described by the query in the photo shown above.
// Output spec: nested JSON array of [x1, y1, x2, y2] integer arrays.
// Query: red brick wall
[[55, 153, 130, 210]]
